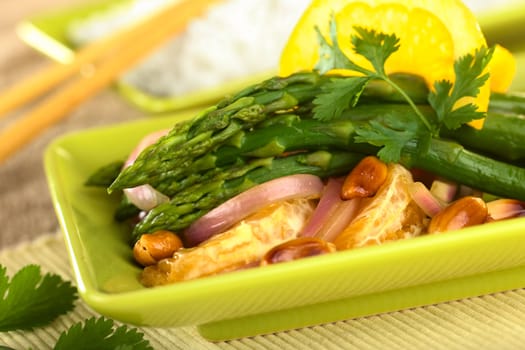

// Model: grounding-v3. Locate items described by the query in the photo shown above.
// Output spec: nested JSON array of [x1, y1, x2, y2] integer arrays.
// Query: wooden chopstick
[[0, 0, 219, 164]]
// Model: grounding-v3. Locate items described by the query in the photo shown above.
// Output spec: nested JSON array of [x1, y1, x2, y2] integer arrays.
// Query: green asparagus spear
[[132, 150, 363, 240], [89, 94, 525, 196], [106, 69, 525, 192], [400, 137, 525, 200], [98, 98, 525, 202], [151, 102, 524, 198], [443, 111, 525, 163], [108, 72, 327, 193], [152, 114, 369, 196], [230, 111, 525, 200], [128, 104, 525, 240], [488, 92, 525, 115]]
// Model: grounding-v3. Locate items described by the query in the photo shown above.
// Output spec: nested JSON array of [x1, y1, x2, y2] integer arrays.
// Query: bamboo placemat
[[1, 233, 525, 349]]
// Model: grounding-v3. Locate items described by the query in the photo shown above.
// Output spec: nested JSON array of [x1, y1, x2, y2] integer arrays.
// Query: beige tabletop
[[0, 0, 144, 248], [2, 1, 525, 349]]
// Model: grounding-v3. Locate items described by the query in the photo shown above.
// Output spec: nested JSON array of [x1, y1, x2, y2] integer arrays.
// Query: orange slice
[[141, 199, 315, 285], [333, 163, 427, 250], [280, 0, 490, 127]]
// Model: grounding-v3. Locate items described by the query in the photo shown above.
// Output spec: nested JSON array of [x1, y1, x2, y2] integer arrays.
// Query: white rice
[[68, 0, 311, 97], [68, 0, 518, 98], [463, 0, 521, 13]]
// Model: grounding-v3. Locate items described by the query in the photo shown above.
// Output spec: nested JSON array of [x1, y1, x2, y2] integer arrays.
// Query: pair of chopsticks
[[0, 0, 219, 164]]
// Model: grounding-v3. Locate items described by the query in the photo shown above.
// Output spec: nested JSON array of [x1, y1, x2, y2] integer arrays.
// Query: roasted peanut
[[342, 156, 388, 199], [260, 237, 336, 266], [133, 230, 183, 266], [428, 196, 488, 234]]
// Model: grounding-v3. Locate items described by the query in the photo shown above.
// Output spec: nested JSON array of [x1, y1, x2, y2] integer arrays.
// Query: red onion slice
[[184, 174, 324, 246], [123, 128, 170, 211], [124, 185, 170, 211], [316, 198, 361, 243], [430, 178, 457, 204], [301, 177, 344, 237], [487, 199, 525, 220], [408, 181, 444, 217]]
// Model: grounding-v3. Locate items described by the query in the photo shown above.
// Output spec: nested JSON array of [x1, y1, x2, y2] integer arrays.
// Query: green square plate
[[41, 0, 525, 342], [45, 106, 525, 341]]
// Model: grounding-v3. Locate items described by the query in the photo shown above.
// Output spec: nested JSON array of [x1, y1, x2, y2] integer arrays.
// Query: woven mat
[[1, 234, 525, 349]]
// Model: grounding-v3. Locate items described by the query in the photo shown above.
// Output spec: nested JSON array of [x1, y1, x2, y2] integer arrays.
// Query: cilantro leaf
[[442, 103, 483, 129], [312, 17, 430, 129], [428, 79, 452, 123], [54, 317, 153, 350], [351, 27, 400, 76], [0, 265, 152, 349], [313, 77, 370, 121], [0, 265, 77, 332], [429, 46, 493, 130], [354, 115, 421, 163], [312, 15, 494, 164], [314, 14, 365, 74]]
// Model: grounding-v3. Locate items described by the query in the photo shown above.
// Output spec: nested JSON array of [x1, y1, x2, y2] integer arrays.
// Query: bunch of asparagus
[[87, 71, 525, 242]]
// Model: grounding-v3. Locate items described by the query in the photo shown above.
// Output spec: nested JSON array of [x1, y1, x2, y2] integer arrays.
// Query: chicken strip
[[141, 198, 315, 286]]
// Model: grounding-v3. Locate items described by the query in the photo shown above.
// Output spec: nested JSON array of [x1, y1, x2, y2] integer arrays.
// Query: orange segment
[[279, 0, 491, 127], [333, 163, 427, 250]]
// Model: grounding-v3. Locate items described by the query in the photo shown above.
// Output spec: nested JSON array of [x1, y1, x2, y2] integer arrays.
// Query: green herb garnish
[[0, 265, 76, 332], [54, 317, 153, 350], [312, 16, 493, 162], [0, 265, 152, 349]]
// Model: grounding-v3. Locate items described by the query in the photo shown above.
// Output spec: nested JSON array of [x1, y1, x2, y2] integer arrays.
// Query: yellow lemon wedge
[[489, 44, 517, 93], [334, 3, 455, 86], [280, 0, 490, 128]]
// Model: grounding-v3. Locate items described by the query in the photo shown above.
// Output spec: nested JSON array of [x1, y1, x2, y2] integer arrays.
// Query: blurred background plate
[[16, 0, 308, 113], [16, 0, 525, 114], [476, 1, 525, 92]]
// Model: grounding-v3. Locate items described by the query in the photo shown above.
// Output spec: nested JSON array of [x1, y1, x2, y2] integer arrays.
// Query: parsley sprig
[[54, 317, 153, 350], [312, 16, 493, 162], [428, 47, 493, 130], [0, 264, 152, 349], [0, 265, 76, 332]]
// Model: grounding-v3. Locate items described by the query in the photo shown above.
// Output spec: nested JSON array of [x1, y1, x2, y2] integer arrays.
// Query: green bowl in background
[[18, 0, 525, 115], [16, 0, 275, 113]]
